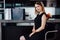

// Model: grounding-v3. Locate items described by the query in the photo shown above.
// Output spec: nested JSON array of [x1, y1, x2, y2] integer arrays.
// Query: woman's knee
[[20, 36, 26, 40]]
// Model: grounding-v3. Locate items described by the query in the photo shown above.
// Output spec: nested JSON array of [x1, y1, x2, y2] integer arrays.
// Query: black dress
[[29, 12, 47, 40]]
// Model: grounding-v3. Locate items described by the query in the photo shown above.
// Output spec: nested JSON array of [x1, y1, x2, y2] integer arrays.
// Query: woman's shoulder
[[41, 12, 47, 16], [42, 12, 46, 14]]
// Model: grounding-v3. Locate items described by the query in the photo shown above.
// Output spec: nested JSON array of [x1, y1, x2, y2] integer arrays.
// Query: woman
[[29, 2, 51, 40]]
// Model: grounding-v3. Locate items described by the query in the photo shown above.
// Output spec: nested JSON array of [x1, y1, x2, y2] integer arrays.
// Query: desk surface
[[0, 19, 60, 23]]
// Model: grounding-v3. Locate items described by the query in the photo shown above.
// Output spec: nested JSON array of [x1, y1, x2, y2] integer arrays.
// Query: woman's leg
[[20, 36, 26, 40]]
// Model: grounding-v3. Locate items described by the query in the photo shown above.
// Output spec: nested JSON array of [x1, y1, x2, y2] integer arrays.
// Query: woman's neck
[[39, 11, 44, 15]]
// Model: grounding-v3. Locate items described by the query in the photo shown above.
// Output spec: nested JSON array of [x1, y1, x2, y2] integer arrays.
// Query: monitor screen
[[12, 7, 25, 20]]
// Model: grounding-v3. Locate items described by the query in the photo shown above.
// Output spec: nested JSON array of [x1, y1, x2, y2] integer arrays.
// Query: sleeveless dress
[[29, 12, 47, 40]]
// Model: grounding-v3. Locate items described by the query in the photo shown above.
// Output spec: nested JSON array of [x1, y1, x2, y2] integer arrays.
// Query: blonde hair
[[35, 2, 45, 14]]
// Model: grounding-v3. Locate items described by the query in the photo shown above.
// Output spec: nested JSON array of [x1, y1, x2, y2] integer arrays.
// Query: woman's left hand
[[29, 32, 35, 37], [29, 29, 40, 37]]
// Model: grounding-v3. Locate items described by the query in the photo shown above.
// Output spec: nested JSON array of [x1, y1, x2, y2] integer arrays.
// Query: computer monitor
[[12, 7, 25, 20]]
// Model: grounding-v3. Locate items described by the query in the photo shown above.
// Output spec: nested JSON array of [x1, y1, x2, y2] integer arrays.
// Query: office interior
[[0, 0, 60, 40]]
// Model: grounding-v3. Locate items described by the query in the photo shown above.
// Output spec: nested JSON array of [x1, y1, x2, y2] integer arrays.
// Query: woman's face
[[35, 4, 43, 13]]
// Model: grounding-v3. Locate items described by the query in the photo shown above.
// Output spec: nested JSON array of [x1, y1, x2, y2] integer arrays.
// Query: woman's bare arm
[[36, 14, 47, 32]]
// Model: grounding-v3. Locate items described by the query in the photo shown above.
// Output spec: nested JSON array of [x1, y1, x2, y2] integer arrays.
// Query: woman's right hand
[[29, 26, 36, 37], [32, 27, 35, 32]]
